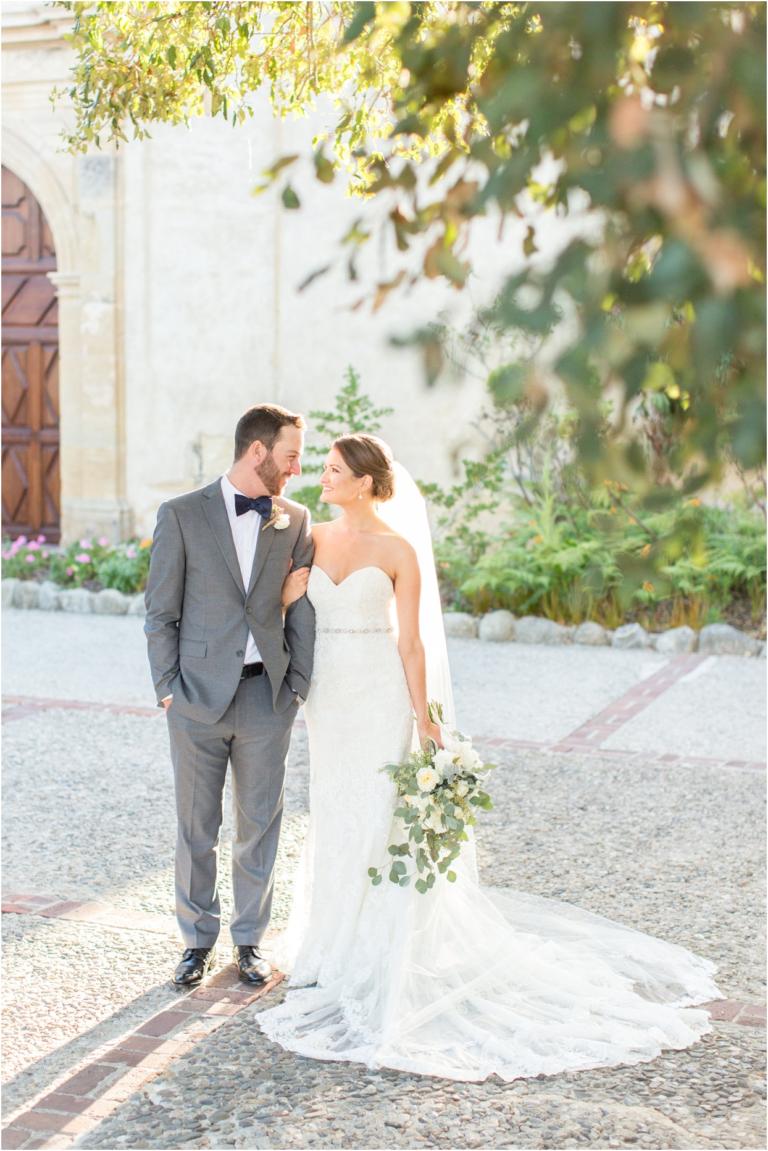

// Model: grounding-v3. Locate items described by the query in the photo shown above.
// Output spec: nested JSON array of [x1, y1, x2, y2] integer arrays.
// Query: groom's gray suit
[[145, 479, 315, 947]]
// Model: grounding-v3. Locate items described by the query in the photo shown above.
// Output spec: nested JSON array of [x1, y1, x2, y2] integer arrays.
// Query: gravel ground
[[75, 1007, 766, 1150], [3, 707, 766, 1147]]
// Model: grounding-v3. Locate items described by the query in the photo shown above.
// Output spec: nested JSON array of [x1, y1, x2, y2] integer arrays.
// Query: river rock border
[[445, 608, 766, 657], [2, 579, 145, 617], [2, 579, 764, 658]]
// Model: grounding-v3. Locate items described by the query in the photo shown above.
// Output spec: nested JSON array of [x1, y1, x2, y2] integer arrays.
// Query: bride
[[256, 433, 723, 1082]]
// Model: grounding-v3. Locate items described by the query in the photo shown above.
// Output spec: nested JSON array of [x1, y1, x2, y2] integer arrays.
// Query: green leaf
[[343, 2, 376, 44], [367, 867, 378, 877], [447, 870, 457, 882], [263, 154, 300, 181], [415, 878, 428, 894], [281, 184, 301, 210], [313, 148, 335, 184], [372, 874, 383, 886]]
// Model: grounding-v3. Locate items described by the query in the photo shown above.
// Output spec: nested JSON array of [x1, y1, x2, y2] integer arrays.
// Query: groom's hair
[[234, 404, 305, 459]]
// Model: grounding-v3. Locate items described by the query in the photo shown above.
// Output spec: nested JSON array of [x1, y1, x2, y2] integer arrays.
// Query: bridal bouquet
[[368, 702, 495, 894]]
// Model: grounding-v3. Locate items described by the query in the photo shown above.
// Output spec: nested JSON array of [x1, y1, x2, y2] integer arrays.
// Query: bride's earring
[[358, 489, 363, 500]]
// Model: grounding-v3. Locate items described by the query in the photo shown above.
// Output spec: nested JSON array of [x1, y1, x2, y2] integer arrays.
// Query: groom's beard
[[256, 452, 287, 496]]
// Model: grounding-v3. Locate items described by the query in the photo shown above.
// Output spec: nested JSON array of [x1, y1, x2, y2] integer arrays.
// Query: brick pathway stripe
[[552, 654, 708, 750], [1, 893, 176, 935], [1, 966, 282, 1149], [2, 695, 160, 720], [3, 693, 764, 771], [475, 736, 765, 771]]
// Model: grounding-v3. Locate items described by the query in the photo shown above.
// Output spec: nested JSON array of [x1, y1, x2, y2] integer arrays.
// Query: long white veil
[[376, 461, 456, 729]]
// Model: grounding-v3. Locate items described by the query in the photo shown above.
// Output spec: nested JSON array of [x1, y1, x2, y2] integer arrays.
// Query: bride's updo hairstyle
[[333, 434, 396, 502]]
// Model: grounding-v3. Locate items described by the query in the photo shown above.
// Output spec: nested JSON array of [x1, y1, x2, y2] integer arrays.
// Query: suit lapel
[[201, 481, 246, 596], [246, 504, 278, 596]]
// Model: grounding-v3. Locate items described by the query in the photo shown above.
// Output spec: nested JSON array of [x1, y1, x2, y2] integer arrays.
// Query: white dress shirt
[[221, 473, 263, 665]]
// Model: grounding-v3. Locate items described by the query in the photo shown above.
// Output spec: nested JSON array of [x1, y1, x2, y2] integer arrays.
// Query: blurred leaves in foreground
[[56, 1, 766, 507]]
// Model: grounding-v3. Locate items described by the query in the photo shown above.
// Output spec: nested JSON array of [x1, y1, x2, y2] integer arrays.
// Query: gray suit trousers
[[166, 671, 297, 948]]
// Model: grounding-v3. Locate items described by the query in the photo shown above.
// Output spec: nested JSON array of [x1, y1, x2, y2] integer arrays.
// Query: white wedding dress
[[257, 565, 724, 1082]]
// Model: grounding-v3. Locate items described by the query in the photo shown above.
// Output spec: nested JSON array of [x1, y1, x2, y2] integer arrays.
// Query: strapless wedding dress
[[257, 566, 723, 1082]]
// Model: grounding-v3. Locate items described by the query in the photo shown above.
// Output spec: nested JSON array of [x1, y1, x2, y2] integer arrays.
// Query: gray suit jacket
[[144, 480, 315, 723]]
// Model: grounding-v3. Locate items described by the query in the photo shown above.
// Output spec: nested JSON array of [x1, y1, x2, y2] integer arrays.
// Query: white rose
[[416, 766, 440, 793], [458, 742, 482, 772], [454, 779, 470, 798], [441, 730, 464, 753], [434, 748, 459, 780], [272, 513, 290, 530]]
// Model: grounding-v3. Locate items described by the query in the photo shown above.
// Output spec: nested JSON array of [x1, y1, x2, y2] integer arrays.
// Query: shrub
[[291, 365, 393, 522]]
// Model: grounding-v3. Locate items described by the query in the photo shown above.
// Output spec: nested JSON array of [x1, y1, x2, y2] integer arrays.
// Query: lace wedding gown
[[257, 565, 723, 1082]]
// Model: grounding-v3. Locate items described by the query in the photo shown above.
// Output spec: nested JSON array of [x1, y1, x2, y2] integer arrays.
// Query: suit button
[[236, 649, 244, 657], [245, 607, 252, 615]]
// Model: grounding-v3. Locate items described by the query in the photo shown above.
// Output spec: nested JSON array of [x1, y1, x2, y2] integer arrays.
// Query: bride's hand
[[281, 562, 310, 608], [418, 719, 443, 751]]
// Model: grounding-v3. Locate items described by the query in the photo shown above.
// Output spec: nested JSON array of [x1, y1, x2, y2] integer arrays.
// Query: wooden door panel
[[1, 166, 60, 542]]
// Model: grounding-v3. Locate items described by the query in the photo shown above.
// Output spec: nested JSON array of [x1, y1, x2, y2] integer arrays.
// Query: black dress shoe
[[234, 944, 272, 985], [173, 946, 216, 987]]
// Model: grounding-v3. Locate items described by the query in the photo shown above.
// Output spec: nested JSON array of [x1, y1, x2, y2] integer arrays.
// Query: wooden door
[[2, 166, 60, 543]]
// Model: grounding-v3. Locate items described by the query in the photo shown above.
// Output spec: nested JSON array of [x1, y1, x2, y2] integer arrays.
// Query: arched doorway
[[2, 164, 61, 543]]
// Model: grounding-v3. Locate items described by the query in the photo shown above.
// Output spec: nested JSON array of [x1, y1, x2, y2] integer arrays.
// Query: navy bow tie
[[234, 493, 273, 520]]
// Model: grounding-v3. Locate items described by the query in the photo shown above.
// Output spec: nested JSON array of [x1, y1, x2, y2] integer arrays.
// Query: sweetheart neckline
[[312, 565, 394, 589]]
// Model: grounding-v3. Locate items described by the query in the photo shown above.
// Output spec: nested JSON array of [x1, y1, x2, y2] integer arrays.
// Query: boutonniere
[[267, 508, 290, 531]]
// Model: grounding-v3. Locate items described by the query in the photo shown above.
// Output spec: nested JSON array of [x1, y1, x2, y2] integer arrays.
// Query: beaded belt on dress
[[317, 626, 394, 634]]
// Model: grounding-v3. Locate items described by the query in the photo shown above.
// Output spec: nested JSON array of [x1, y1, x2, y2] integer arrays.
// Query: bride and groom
[[145, 402, 722, 1082]]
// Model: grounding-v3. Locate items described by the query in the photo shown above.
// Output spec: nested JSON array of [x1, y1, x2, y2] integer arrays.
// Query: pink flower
[[42, 550, 50, 559], [25, 554, 36, 564], [27, 540, 40, 551], [66, 566, 74, 576], [79, 538, 92, 549], [16, 535, 27, 546], [98, 536, 110, 547], [126, 546, 137, 559], [2, 551, 9, 559], [75, 553, 91, 564], [36, 534, 46, 543]]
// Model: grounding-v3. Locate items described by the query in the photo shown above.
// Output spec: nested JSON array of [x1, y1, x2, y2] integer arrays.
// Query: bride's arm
[[394, 546, 443, 749]]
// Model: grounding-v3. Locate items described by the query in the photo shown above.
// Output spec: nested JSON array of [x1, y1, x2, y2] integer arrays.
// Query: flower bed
[[2, 534, 152, 594]]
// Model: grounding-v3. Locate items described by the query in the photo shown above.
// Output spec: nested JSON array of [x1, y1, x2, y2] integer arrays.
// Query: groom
[[145, 404, 315, 988]]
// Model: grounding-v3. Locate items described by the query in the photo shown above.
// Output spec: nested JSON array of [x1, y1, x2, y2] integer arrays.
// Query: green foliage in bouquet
[[369, 702, 494, 894]]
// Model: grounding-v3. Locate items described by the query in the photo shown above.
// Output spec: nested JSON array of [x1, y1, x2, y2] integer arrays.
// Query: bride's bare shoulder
[[378, 530, 417, 571]]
